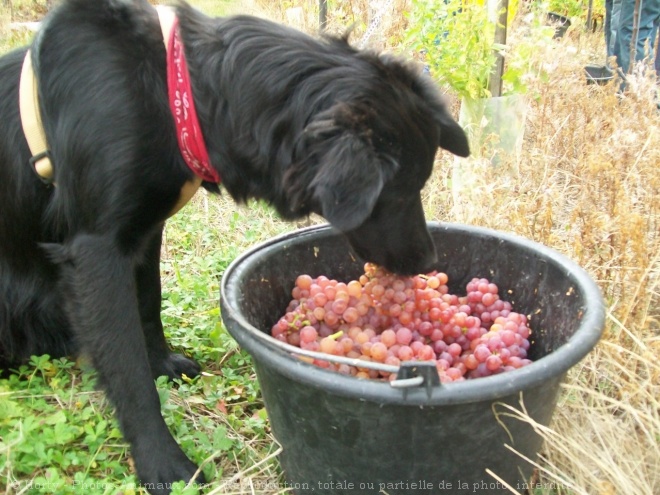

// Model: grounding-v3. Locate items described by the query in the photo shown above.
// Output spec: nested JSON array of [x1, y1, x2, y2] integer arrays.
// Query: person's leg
[[652, 13, 660, 78], [644, 1, 660, 65], [615, 0, 660, 74], [655, 25, 660, 77], [606, 0, 614, 58], [610, 0, 623, 64]]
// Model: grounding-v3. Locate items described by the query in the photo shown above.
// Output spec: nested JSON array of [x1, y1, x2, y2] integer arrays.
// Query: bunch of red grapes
[[271, 263, 533, 382]]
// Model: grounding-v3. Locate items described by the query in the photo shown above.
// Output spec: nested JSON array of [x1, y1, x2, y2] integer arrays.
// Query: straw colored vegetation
[[1, 0, 658, 494]]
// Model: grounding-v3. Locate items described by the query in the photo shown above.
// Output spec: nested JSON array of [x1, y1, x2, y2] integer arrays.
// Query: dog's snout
[[346, 226, 438, 276], [342, 193, 438, 276]]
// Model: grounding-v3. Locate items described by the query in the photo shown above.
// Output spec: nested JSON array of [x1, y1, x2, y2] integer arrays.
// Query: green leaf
[[0, 396, 23, 419], [44, 410, 67, 425], [212, 426, 234, 451]]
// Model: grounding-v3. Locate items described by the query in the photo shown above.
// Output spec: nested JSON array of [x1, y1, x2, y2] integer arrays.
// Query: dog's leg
[[137, 226, 201, 381], [48, 233, 203, 492]]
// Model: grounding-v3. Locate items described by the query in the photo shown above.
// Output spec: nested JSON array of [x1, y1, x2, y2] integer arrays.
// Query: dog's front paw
[[133, 438, 206, 495], [152, 353, 202, 381]]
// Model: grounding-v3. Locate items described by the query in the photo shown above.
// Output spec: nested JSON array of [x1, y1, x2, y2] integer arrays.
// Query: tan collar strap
[[156, 6, 203, 217], [19, 49, 53, 182], [156, 6, 176, 48], [18, 5, 202, 216]]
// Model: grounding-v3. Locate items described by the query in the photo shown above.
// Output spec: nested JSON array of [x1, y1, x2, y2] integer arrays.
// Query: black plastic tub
[[546, 12, 571, 38], [219, 223, 605, 495], [585, 64, 615, 85]]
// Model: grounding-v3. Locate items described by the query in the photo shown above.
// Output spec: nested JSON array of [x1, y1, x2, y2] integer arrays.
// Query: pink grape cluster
[[271, 263, 533, 382]]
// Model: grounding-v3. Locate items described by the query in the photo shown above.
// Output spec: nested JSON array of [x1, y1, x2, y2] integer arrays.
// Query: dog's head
[[177, 10, 467, 275], [285, 51, 469, 275]]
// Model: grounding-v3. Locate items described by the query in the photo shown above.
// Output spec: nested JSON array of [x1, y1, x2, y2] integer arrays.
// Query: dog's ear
[[309, 133, 389, 232], [294, 106, 398, 231], [413, 77, 470, 158], [378, 55, 470, 158], [433, 106, 470, 157]]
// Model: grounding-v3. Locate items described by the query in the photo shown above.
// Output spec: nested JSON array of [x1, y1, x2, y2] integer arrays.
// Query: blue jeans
[[612, 0, 660, 74], [605, 0, 615, 58], [656, 21, 660, 76]]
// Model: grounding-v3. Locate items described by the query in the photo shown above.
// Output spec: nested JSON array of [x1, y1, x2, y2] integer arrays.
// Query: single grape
[[395, 327, 413, 345], [300, 326, 318, 344]]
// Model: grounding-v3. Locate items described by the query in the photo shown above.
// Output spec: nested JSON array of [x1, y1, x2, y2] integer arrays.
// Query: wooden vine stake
[[488, 0, 509, 98], [629, 0, 642, 73]]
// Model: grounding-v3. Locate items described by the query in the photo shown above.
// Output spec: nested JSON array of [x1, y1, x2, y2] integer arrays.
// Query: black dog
[[0, 0, 468, 492]]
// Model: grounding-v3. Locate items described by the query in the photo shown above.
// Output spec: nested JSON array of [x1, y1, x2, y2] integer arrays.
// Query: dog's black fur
[[0, 0, 468, 492]]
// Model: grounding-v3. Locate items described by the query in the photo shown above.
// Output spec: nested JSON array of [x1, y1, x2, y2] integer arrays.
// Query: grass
[[1, 1, 659, 494]]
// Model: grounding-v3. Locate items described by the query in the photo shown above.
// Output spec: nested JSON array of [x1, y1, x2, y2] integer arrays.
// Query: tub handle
[[268, 336, 442, 397], [390, 362, 440, 399]]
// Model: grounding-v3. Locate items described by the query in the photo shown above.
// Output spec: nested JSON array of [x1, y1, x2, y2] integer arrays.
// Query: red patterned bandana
[[166, 18, 220, 183]]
